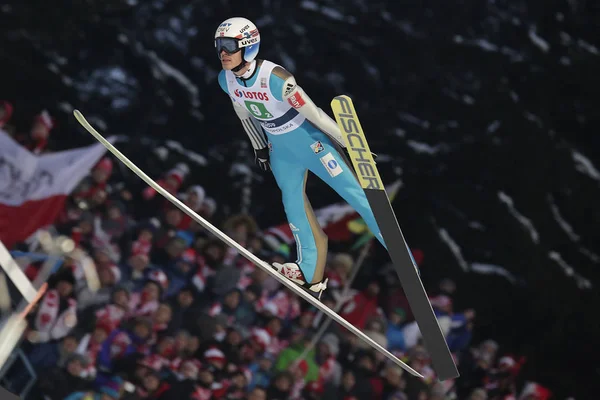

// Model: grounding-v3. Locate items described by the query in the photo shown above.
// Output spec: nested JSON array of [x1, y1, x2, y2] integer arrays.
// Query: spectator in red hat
[[237, 327, 269, 365], [204, 347, 227, 371], [17, 109, 55, 154], [71, 157, 114, 207], [177, 185, 206, 230], [483, 355, 524, 399], [92, 157, 114, 185], [128, 269, 169, 318], [519, 382, 552, 400], [90, 287, 131, 336], [141, 163, 189, 215], [130, 222, 157, 259]]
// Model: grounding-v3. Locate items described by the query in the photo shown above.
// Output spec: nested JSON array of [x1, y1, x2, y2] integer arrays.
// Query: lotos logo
[[233, 89, 269, 101]]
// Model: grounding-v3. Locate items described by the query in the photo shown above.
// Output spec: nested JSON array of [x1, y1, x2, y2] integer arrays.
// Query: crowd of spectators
[[1, 101, 552, 400]]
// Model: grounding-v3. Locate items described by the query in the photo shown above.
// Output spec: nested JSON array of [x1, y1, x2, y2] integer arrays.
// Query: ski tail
[[331, 95, 459, 381]]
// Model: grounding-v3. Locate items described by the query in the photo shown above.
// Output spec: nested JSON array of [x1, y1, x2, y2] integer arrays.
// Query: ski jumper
[[218, 60, 386, 283]]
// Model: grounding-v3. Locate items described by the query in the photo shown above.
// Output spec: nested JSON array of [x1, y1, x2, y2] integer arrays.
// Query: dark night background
[[1, 0, 599, 397]]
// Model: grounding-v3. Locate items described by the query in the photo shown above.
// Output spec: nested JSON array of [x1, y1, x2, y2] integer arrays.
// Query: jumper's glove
[[254, 147, 271, 172]]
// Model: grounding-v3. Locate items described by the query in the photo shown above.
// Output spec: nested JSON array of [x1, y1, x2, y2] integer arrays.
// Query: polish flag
[[0, 130, 114, 249]]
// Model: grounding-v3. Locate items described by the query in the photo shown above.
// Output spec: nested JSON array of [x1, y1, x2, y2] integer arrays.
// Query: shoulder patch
[[272, 66, 293, 80], [282, 76, 298, 97]]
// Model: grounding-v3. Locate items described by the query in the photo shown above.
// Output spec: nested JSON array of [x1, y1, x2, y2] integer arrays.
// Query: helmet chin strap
[[233, 60, 257, 80], [231, 60, 246, 73]]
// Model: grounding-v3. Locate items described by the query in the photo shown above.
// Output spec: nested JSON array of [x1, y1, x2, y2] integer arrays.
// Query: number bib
[[245, 101, 273, 119]]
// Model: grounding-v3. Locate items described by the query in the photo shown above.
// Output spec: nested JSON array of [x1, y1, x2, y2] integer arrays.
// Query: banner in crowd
[[0, 130, 114, 249]]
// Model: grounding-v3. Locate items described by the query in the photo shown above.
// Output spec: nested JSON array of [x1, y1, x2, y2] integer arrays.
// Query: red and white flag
[[0, 130, 114, 249]]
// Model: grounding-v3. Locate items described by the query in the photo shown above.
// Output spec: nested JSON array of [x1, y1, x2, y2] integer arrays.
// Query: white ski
[[73, 109, 423, 378]]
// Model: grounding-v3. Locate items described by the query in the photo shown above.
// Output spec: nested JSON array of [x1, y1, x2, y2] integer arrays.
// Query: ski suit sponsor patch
[[287, 93, 305, 109], [320, 152, 343, 177], [310, 141, 324, 154]]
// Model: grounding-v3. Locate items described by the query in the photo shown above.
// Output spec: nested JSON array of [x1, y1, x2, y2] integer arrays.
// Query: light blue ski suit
[[218, 59, 386, 283]]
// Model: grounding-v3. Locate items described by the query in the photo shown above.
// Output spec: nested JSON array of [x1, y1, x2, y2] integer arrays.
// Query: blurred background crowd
[[0, 103, 554, 400]]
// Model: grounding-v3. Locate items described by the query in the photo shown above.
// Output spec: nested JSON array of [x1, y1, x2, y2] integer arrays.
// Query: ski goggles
[[215, 37, 241, 55]]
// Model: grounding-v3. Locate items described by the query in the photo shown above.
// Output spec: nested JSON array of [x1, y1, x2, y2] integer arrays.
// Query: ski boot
[[271, 262, 328, 300]]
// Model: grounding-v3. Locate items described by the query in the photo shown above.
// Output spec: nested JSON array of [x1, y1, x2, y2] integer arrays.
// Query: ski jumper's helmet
[[214, 17, 261, 72]]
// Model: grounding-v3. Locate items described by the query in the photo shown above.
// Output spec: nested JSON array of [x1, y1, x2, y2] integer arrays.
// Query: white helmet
[[214, 17, 261, 70]]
